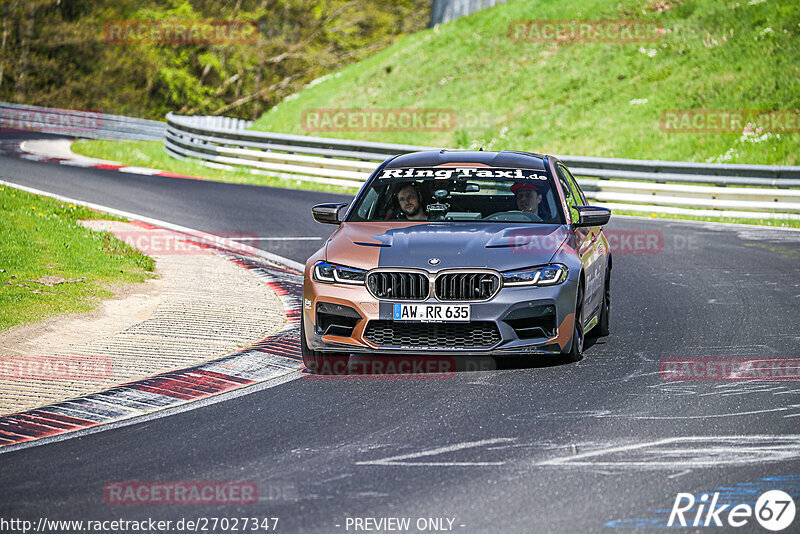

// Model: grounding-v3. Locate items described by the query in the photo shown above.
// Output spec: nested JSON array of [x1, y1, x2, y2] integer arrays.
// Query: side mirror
[[573, 205, 611, 227], [312, 203, 348, 224]]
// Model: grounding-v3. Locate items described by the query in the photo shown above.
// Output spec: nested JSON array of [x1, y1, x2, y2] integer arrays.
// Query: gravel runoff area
[[0, 220, 287, 416]]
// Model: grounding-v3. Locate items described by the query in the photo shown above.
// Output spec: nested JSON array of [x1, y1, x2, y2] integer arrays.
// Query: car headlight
[[313, 261, 367, 285], [502, 264, 568, 287]]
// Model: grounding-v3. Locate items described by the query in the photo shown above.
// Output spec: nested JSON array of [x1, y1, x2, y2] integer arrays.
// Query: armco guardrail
[[165, 113, 800, 219], [5, 102, 796, 218], [430, 0, 508, 27], [0, 102, 165, 141]]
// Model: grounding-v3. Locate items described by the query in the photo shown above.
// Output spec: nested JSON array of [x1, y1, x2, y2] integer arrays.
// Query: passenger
[[510, 182, 542, 216], [395, 183, 427, 220]]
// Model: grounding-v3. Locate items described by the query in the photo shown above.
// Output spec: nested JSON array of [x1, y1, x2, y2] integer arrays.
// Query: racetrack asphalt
[[2, 133, 800, 533]]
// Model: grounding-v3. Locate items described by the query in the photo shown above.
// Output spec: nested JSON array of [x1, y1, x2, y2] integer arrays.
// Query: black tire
[[595, 264, 610, 337], [562, 282, 584, 363], [300, 313, 321, 373], [300, 314, 350, 374]]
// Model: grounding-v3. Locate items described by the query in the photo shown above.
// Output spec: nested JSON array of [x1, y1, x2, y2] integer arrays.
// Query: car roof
[[384, 150, 549, 171]]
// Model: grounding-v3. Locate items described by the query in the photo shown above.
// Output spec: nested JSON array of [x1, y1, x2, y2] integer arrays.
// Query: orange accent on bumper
[[551, 313, 574, 350]]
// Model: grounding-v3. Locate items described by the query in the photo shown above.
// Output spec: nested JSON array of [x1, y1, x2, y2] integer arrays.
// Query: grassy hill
[[251, 0, 799, 165]]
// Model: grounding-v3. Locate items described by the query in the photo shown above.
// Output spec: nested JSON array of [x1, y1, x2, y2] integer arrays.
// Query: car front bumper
[[302, 275, 579, 357]]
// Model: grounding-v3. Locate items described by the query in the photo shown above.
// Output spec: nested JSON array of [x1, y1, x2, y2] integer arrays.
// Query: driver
[[511, 182, 542, 216], [395, 183, 427, 220]]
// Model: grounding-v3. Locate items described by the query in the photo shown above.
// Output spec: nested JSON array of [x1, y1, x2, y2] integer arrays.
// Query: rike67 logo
[[669, 490, 796, 531]]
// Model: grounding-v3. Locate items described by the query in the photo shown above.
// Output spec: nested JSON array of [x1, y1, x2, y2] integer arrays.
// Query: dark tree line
[[0, 0, 428, 119]]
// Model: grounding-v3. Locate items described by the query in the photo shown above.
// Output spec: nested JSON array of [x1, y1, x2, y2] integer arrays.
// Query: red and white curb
[[12, 137, 362, 189], [0, 181, 306, 451], [16, 138, 202, 180]]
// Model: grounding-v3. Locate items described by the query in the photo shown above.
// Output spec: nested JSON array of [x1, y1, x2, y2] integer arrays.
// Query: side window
[[357, 187, 378, 219], [556, 165, 580, 223], [560, 164, 587, 205]]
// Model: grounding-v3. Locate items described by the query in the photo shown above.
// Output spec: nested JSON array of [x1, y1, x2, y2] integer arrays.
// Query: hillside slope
[[251, 0, 799, 165]]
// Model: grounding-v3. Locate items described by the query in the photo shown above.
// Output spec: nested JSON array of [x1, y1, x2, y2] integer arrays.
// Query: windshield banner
[[378, 167, 549, 181]]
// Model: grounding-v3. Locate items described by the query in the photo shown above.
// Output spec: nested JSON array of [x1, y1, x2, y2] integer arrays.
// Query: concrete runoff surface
[[0, 220, 299, 443], [2, 135, 800, 533]]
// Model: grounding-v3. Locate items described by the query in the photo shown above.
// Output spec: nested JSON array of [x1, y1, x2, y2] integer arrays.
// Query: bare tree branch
[[211, 75, 295, 115]]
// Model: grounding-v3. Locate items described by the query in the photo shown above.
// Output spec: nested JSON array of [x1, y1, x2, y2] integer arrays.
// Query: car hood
[[325, 222, 569, 271]]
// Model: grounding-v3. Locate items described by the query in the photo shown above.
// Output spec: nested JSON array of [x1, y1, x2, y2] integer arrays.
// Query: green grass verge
[[71, 140, 357, 195], [0, 185, 156, 331], [251, 0, 799, 166]]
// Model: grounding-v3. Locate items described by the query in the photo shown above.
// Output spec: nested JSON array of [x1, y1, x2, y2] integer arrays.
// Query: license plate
[[393, 303, 471, 322]]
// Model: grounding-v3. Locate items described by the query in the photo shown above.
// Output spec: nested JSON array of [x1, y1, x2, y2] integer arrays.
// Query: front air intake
[[364, 321, 501, 349]]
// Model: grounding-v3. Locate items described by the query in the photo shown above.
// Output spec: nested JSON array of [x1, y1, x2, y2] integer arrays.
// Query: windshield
[[347, 166, 564, 224]]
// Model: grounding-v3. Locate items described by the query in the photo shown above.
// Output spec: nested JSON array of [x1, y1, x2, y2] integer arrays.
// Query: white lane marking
[[667, 469, 692, 479], [118, 166, 162, 175], [512, 405, 800, 420], [356, 438, 515, 466], [59, 160, 105, 168], [699, 385, 789, 398], [619, 406, 800, 419], [0, 179, 305, 272], [537, 435, 800, 469], [19, 153, 49, 161], [232, 237, 322, 241]]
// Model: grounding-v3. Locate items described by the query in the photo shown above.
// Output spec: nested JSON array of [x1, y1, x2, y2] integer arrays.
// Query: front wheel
[[300, 313, 320, 372], [595, 264, 610, 337], [562, 282, 584, 363], [300, 314, 349, 374]]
